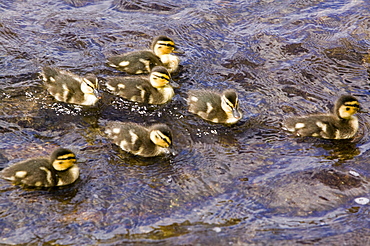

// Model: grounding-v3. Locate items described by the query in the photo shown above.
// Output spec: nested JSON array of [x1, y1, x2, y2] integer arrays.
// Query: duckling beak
[[232, 108, 242, 119], [173, 48, 185, 55], [94, 89, 102, 99], [358, 108, 368, 113], [169, 79, 180, 88], [169, 148, 178, 156]]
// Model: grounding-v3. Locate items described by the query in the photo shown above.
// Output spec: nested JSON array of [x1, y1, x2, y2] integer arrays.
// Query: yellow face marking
[[338, 101, 360, 119], [154, 41, 176, 56], [81, 78, 99, 96], [221, 95, 235, 115], [150, 72, 171, 88], [52, 153, 77, 171], [150, 130, 171, 148]]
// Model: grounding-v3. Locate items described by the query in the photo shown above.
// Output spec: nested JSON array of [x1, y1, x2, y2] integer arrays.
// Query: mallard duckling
[[105, 122, 173, 157], [41, 67, 101, 106], [188, 89, 242, 124], [0, 148, 79, 188], [151, 35, 180, 74], [106, 66, 177, 104], [283, 95, 360, 139], [107, 35, 180, 74]]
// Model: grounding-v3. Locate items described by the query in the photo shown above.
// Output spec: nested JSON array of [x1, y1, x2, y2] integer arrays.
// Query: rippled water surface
[[1, 0, 370, 245]]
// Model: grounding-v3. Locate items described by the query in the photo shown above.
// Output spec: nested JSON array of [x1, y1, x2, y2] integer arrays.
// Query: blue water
[[0, 0, 369, 245]]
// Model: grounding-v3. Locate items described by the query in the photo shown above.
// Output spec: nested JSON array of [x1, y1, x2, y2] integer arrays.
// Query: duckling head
[[336, 95, 360, 120], [149, 66, 175, 88], [50, 148, 77, 171], [221, 90, 242, 120], [151, 36, 176, 57], [149, 124, 173, 148], [81, 74, 101, 99]]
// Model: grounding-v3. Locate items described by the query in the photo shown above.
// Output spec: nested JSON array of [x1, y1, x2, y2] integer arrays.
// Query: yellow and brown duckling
[[106, 66, 177, 104], [107, 35, 180, 74], [0, 148, 79, 188], [283, 95, 360, 139], [105, 122, 173, 157], [188, 89, 242, 124], [41, 67, 101, 106]]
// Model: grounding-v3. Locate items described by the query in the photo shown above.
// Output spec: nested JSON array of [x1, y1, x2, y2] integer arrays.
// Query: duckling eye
[[346, 107, 350, 111]]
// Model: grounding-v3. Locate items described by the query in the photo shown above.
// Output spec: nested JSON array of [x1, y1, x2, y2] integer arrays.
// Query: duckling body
[[41, 67, 100, 106], [188, 89, 242, 124], [105, 122, 173, 157], [0, 148, 79, 188], [107, 36, 179, 74], [284, 95, 360, 139], [106, 66, 175, 104], [107, 50, 163, 75]]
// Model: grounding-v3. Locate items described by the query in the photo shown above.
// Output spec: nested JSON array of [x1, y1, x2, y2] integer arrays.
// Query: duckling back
[[106, 66, 175, 104], [284, 114, 358, 139], [107, 50, 163, 74], [1, 158, 58, 187], [0, 148, 79, 188], [41, 67, 100, 106]]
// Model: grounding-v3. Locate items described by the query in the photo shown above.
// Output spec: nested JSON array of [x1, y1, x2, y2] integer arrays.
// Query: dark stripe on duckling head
[[152, 36, 176, 47], [344, 101, 360, 108], [151, 66, 171, 76], [150, 124, 173, 146], [223, 90, 239, 107], [50, 148, 77, 171]]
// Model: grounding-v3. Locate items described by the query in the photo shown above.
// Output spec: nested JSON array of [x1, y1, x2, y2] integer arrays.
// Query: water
[[1, 0, 370, 245]]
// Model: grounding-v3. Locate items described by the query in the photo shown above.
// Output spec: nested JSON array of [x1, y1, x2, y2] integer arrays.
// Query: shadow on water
[[1, 0, 370, 245]]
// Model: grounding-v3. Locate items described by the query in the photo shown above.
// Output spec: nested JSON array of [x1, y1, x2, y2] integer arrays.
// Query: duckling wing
[[284, 115, 338, 139], [106, 77, 155, 104], [1, 159, 57, 187], [105, 123, 150, 155], [42, 68, 85, 104], [107, 51, 163, 74], [188, 90, 227, 123]]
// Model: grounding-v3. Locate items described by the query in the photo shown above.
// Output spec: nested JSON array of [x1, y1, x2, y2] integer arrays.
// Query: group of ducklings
[[0, 36, 363, 189]]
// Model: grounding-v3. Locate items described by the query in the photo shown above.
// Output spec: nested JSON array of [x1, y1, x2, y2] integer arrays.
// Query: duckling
[[151, 35, 180, 74], [41, 67, 101, 106], [283, 95, 360, 139], [0, 148, 79, 188], [105, 122, 173, 157], [187, 89, 242, 124], [106, 66, 177, 104], [107, 35, 180, 74]]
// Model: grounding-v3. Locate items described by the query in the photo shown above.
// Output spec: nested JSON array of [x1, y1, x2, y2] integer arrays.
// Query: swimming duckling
[[105, 122, 173, 157], [0, 148, 79, 188], [188, 89, 242, 124], [283, 95, 360, 139], [106, 66, 177, 104], [107, 35, 180, 74], [41, 67, 101, 106]]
